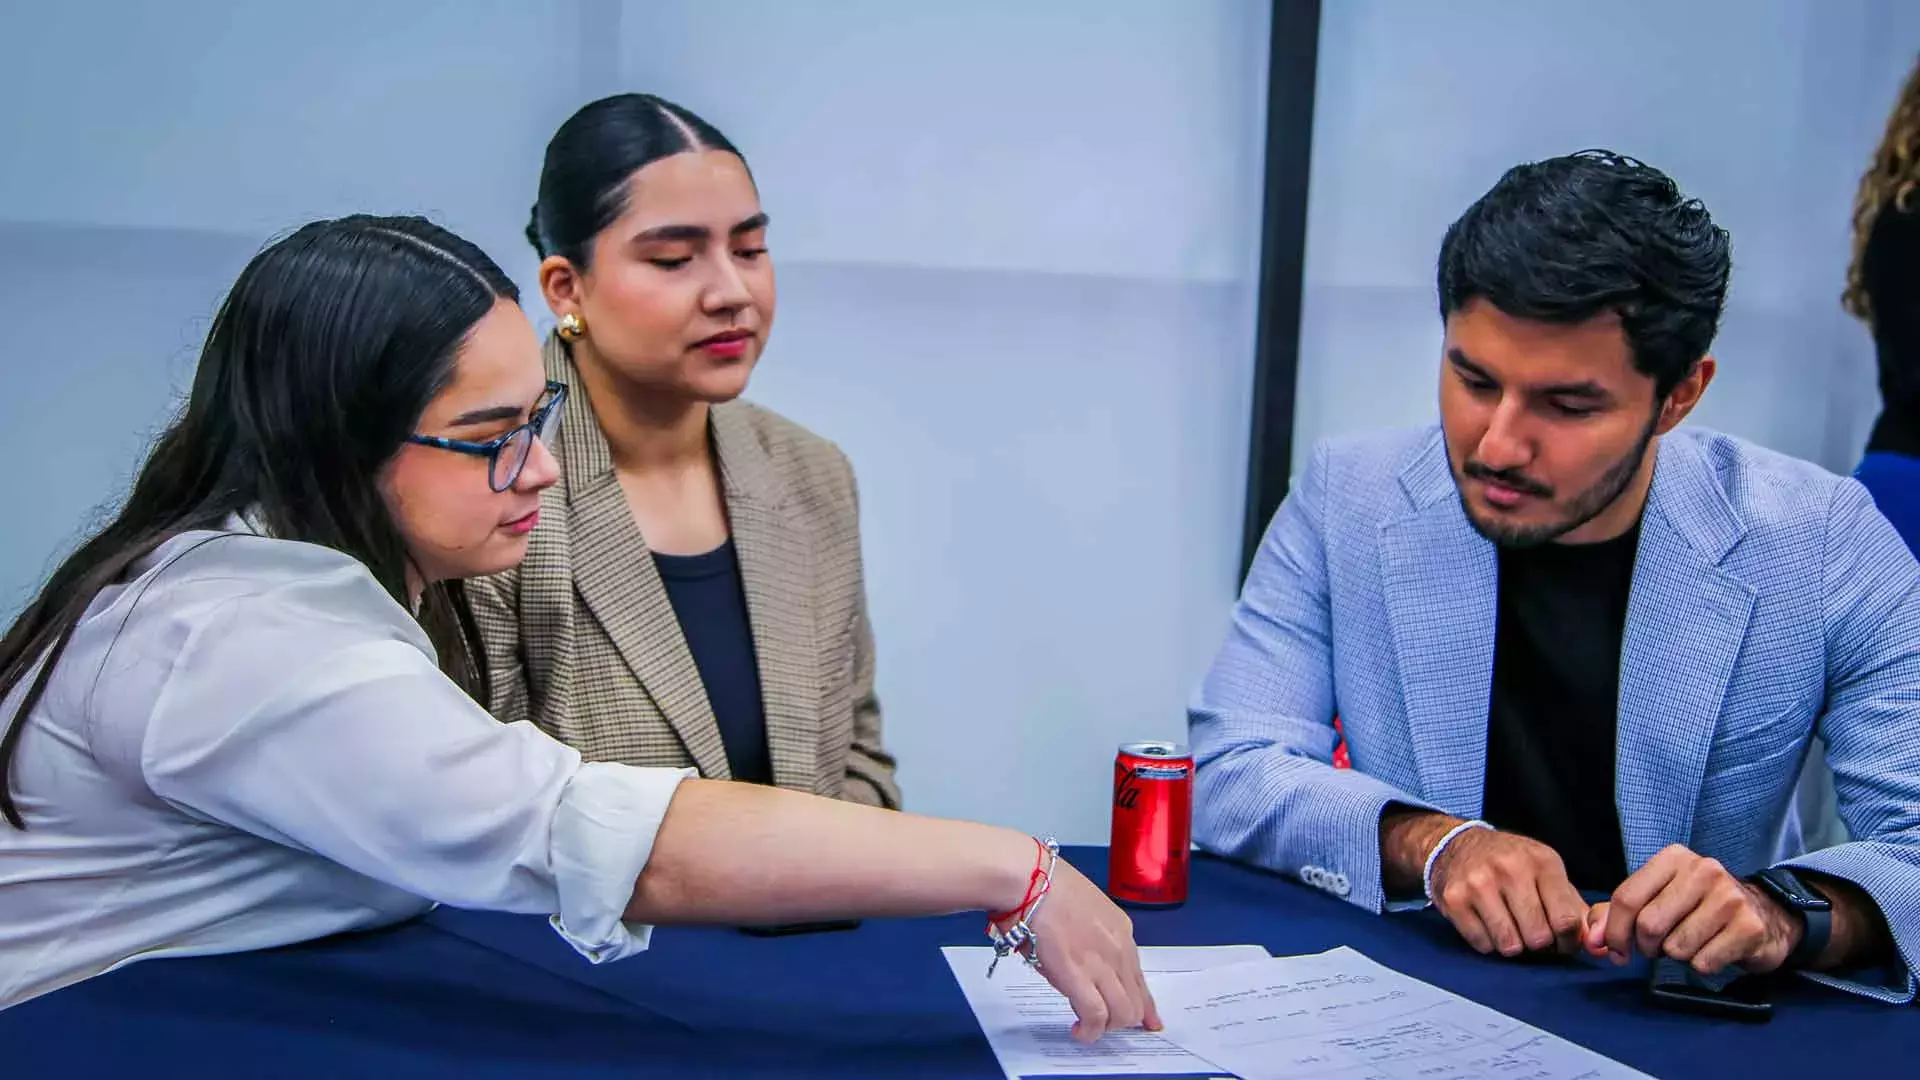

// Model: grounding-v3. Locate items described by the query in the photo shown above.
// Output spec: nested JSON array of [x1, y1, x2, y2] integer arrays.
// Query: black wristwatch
[[1748, 867, 1831, 970]]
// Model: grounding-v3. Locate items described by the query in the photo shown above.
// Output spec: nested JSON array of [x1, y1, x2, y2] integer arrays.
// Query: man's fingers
[[1660, 889, 1737, 963], [1504, 879, 1556, 954], [1634, 857, 1722, 958], [1633, 884, 1696, 959], [1541, 874, 1589, 955], [1431, 831, 1625, 961], [1441, 883, 1495, 954], [1582, 902, 1615, 958], [1472, 890, 1526, 957], [1602, 898, 1642, 959], [1686, 885, 1776, 975], [1605, 846, 1688, 958], [1689, 918, 1763, 976]]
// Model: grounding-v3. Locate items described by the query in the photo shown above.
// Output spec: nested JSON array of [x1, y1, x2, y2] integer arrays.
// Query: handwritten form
[[1151, 946, 1651, 1080], [943, 944, 1268, 1078]]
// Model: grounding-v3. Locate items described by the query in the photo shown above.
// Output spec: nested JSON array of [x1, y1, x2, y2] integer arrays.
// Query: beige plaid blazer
[[465, 335, 901, 807]]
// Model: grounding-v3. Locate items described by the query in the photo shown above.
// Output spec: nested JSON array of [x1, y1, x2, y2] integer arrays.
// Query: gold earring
[[557, 313, 586, 341]]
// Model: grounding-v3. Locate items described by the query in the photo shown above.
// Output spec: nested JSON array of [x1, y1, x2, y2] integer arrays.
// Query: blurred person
[[1191, 151, 1918, 1003], [0, 214, 1155, 1038], [1847, 55, 1920, 555], [467, 94, 898, 808], [1783, 54, 1920, 864]]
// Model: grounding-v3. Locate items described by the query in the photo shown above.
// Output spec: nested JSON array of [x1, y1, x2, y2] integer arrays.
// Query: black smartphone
[[1645, 957, 1773, 1022], [736, 919, 863, 937]]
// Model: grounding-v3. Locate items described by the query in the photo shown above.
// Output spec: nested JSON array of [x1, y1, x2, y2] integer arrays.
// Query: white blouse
[[0, 521, 691, 1008]]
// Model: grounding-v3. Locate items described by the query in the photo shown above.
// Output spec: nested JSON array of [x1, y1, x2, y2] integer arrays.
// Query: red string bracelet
[[986, 836, 1050, 927], [985, 837, 1061, 978]]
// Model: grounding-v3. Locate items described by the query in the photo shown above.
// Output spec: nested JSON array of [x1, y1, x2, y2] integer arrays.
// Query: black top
[[1481, 525, 1640, 893], [652, 540, 773, 786], [1863, 203, 1920, 458]]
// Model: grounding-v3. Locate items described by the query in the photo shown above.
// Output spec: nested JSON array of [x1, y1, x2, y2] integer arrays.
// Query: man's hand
[[1382, 811, 1585, 957], [1432, 826, 1589, 957], [1582, 845, 1800, 975]]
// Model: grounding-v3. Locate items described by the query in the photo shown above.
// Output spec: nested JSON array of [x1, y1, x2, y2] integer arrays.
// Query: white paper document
[[1152, 946, 1651, 1080], [943, 944, 1269, 1078]]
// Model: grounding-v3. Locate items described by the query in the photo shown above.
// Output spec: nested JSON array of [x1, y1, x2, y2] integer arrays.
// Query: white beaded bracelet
[[1422, 819, 1492, 902]]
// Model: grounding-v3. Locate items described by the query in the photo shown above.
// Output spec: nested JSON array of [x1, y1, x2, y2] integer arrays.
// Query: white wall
[[628, 0, 1263, 284], [622, 0, 1271, 842], [0, 0, 607, 616], [0, 2, 589, 278], [0, 0, 1272, 843], [1297, 0, 1920, 475]]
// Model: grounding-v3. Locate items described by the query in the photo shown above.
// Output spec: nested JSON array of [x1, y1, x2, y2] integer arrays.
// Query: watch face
[[1761, 868, 1829, 910]]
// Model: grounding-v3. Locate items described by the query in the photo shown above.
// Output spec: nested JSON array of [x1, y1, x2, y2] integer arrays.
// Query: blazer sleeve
[[836, 462, 902, 809], [464, 566, 533, 726], [1777, 478, 1920, 1004], [1188, 441, 1439, 914]]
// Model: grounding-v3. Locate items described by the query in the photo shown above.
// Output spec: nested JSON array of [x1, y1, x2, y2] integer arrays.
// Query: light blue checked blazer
[[1191, 425, 1920, 1003]]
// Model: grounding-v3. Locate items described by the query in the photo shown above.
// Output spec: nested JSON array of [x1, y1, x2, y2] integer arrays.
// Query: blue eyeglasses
[[407, 381, 567, 492]]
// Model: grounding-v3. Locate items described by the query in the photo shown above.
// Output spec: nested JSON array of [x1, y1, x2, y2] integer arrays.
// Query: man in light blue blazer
[[1193, 150, 1917, 1003]]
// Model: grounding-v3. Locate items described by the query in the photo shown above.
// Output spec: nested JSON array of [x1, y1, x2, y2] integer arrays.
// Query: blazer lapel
[[712, 403, 821, 794], [1614, 436, 1754, 866], [1378, 433, 1498, 813], [547, 336, 732, 779]]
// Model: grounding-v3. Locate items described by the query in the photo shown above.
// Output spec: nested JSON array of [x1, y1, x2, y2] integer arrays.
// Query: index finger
[[1125, 953, 1164, 1032]]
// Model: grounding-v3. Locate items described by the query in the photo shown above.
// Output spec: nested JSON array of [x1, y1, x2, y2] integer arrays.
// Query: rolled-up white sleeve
[[112, 574, 689, 962], [548, 761, 691, 962]]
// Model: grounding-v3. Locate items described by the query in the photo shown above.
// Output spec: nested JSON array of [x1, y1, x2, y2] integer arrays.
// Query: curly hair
[[1845, 56, 1920, 323]]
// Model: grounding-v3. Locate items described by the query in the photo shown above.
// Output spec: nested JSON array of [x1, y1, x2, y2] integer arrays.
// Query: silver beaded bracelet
[[987, 836, 1061, 977]]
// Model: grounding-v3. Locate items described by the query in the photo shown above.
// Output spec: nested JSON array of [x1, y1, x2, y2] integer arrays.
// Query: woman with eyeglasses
[[465, 94, 899, 807], [0, 214, 1156, 1041]]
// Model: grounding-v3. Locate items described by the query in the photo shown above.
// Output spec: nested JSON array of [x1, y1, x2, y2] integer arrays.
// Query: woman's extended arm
[[630, 778, 1156, 1042]]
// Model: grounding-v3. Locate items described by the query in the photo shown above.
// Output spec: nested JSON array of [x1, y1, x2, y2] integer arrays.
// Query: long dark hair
[[0, 214, 518, 827], [526, 92, 746, 267]]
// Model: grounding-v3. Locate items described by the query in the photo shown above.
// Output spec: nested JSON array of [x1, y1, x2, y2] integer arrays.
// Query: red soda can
[[1107, 740, 1193, 908]]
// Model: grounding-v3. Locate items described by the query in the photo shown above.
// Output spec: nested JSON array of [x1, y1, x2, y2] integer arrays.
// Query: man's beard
[[1457, 412, 1660, 550]]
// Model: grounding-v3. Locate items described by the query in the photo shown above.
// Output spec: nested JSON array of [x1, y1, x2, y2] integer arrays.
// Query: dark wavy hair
[[1438, 149, 1731, 397], [526, 92, 747, 267], [0, 214, 518, 827]]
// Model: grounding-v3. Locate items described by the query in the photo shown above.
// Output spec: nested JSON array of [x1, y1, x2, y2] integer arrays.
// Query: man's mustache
[[1463, 460, 1553, 497]]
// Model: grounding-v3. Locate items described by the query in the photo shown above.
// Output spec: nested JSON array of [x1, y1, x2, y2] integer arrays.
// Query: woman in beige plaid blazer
[[467, 94, 899, 808]]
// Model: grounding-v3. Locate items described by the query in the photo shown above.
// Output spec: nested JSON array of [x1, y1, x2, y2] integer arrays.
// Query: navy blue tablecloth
[[5, 848, 1913, 1077]]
